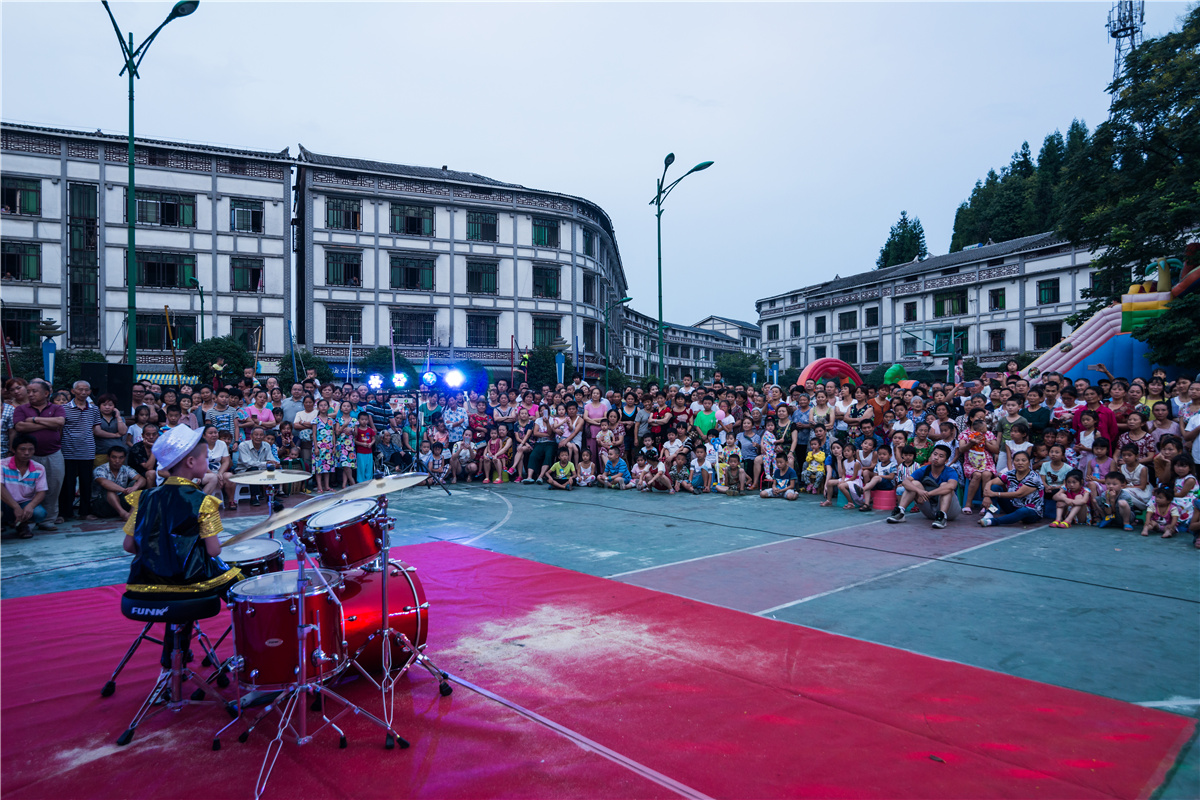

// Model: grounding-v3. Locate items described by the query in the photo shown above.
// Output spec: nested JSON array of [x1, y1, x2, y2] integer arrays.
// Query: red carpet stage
[[2, 542, 1193, 799]]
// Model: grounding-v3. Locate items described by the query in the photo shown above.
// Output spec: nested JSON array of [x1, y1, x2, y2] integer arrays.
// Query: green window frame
[[1, 308, 40, 348], [838, 311, 857, 331], [391, 310, 434, 345], [988, 288, 1006, 311], [466, 261, 497, 294], [325, 251, 362, 287], [1037, 279, 1060, 305], [532, 266, 559, 299], [133, 251, 196, 288], [467, 212, 497, 242], [231, 316, 264, 351], [136, 313, 196, 351], [533, 317, 560, 348], [1, 177, 40, 215], [389, 256, 434, 291], [904, 302, 917, 322], [583, 321, 597, 353], [933, 290, 967, 318], [68, 184, 98, 267], [466, 315, 497, 348], [1, 242, 40, 281], [1034, 322, 1062, 349], [132, 190, 196, 227], [325, 307, 362, 344], [231, 257, 265, 292], [532, 217, 559, 248], [390, 204, 433, 237], [583, 274, 595, 305], [231, 198, 264, 233], [582, 229, 595, 257], [325, 197, 361, 230]]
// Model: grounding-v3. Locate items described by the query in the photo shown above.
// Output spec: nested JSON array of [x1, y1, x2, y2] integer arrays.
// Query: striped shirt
[[61, 401, 101, 460], [2, 456, 48, 503]]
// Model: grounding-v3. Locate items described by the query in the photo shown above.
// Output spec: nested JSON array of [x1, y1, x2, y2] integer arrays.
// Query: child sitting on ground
[[1097, 471, 1134, 530], [860, 443, 895, 511], [1050, 469, 1089, 528], [630, 453, 651, 490], [1142, 486, 1180, 538], [668, 453, 690, 495], [547, 448, 576, 491], [576, 450, 597, 487], [801, 438, 826, 494], [760, 452, 798, 501], [643, 450, 671, 493], [821, 442, 849, 507], [424, 442, 450, 486], [599, 447, 632, 490], [687, 443, 712, 494]]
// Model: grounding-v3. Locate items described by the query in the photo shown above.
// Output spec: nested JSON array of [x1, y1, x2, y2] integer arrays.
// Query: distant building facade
[[0, 122, 293, 371], [755, 233, 1095, 376], [620, 306, 740, 384], [693, 315, 760, 355]]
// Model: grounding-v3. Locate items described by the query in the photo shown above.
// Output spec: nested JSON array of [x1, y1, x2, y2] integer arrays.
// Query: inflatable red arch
[[796, 358, 863, 388]]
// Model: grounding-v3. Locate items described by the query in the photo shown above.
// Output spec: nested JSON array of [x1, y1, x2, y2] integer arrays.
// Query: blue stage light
[[444, 368, 465, 388], [421, 371, 438, 387], [367, 373, 384, 391], [393, 372, 408, 388]]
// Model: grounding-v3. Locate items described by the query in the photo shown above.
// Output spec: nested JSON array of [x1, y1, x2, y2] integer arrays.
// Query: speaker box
[[80, 362, 136, 412]]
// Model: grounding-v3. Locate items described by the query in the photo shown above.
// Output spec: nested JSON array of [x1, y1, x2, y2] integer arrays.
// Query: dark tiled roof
[[763, 232, 1065, 302], [1, 121, 291, 161], [663, 322, 739, 342], [696, 314, 760, 331], [298, 144, 525, 189]]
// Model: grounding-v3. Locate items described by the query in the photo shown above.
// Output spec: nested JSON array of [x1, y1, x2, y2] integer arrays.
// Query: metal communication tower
[[1106, 1, 1145, 97]]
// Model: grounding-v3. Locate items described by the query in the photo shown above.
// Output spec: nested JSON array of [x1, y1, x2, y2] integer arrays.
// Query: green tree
[[1133, 293, 1200, 372], [181, 336, 254, 387], [275, 348, 336, 391], [4, 347, 109, 390], [876, 211, 929, 268], [524, 345, 573, 389], [713, 351, 766, 386], [1060, 7, 1200, 326]]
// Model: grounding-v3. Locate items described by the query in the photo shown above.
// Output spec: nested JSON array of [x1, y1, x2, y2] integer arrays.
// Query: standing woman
[[619, 392, 640, 464], [293, 395, 317, 472], [1117, 410, 1156, 466], [583, 387, 609, 463], [810, 390, 834, 433], [509, 407, 534, 478], [335, 399, 357, 488], [311, 399, 336, 494], [92, 394, 128, 465]]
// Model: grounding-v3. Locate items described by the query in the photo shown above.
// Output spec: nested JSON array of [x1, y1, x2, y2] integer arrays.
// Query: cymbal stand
[[215, 523, 409, 800], [344, 496, 452, 732]]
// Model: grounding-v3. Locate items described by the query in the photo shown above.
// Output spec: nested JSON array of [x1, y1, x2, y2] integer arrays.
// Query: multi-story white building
[[620, 306, 740, 384], [693, 315, 760, 355], [293, 146, 628, 377], [0, 123, 293, 371], [755, 232, 1095, 375]]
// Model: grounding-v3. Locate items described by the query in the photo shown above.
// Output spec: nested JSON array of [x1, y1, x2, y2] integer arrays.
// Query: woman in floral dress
[[336, 400, 358, 488], [311, 399, 336, 493]]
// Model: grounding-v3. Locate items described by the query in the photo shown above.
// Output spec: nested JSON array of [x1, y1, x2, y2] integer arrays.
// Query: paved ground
[[3, 482, 1197, 798]]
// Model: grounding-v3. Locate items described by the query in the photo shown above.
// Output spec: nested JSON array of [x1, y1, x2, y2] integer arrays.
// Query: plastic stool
[[872, 490, 897, 511]]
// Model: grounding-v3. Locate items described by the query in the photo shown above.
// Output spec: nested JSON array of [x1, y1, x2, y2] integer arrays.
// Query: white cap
[[151, 425, 205, 472]]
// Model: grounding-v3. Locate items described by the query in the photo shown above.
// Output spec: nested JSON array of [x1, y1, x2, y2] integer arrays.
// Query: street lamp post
[[186, 275, 205, 341], [650, 153, 713, 384], [101, 0, 200, 369], [603, 296, 632, 394]]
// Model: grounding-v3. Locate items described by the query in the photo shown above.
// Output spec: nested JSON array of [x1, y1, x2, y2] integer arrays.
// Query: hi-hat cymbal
[[228, 469, 312, 486], [221, 492, 340, 547], [325, 472, 428, 502]]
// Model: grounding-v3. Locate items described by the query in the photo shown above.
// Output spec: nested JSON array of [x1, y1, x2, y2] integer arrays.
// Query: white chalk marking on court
[[457, 489, 513, 545], [755, 525, 1046, 616], [605, 518, 889, 579], [1135, 697, 1200, 709]]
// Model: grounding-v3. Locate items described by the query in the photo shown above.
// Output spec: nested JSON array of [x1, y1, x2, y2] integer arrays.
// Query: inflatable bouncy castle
[[1021, 255, 1199, 382], [797, 358, 862, 387]]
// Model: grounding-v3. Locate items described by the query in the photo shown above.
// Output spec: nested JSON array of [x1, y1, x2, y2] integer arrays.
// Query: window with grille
[[669, 344, 679, 357], [1, 308, 39, 347], [466, 261, 497, 294], [790, 320, 802, 337], [326, 197, 361, 230], [390, 256, 434, 291], [790, 348, 804, 366], [583, 274, 595, 305], [988, 330, 1006, 352], [231, 316, 264, 351], [391, 310, 434, 345], [533, 317, 560, 348], [814, 316, 826, 334], [231, 198, 264, 233], [2, 242, 40, 281], [68, 184, 98, 267], [584, 322, 597, 352], [838, 311, 857, 331], [813, 345, 827, 360], [583, 229, 595, 257], [131, 190, 196, 227], [837, 343, 858, 364], [1, 178, 40, 216], [231, 258, 265, 292], [136, 313, 196, 351], [467, 211, 497, 242], [904, 301, 917, 322], [68, 265, 99, 348], [1034, 322, 1062, 349], [863, 340, 880, 363], [133, 251, 196, 288], [988, 288, 1006, 311], [325, 307, 362, 343], [865, 307, 879, 327], [767, 325, 779, 341], [467, 315, 497, 348], [391, 204, 433, 237], [902, 337, 917, 356], [326, 251, 362, 286], [1037, 279, 1060, 305], [532, 266, 559, 299], [532, 218, 559, 248], [934, 290, 967, 318]]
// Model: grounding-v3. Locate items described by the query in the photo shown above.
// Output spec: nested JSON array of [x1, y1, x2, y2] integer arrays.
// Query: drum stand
[[343, 495, 452, 732], [215, 523, 408, 800]]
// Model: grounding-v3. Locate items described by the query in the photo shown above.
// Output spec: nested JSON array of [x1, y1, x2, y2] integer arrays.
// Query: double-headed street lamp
[[649, 153, 713, 384], [603, 295, 632, 393], [101, 0, 200, 368]]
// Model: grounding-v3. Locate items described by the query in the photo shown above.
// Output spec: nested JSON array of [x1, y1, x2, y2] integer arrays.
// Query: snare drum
[[228, 569, 345, 690], [307, 499, 385, 570], [338, 561, 429, 675], [221, 538, 285, 577]]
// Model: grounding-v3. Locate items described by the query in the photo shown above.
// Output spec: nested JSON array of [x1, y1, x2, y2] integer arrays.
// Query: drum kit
[[198, 469, 449, 798]]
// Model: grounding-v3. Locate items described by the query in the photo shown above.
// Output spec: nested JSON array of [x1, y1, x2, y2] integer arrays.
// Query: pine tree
[[876, 211, 929, 269]]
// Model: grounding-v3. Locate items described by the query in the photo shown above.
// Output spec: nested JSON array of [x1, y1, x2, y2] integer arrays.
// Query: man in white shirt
[[235, 426, 278, 506]]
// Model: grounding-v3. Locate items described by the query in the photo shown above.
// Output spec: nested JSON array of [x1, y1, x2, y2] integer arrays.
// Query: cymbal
[[325, 472, 428, 502], [221, 493, 340, 547], [228, 469, 312, 486]]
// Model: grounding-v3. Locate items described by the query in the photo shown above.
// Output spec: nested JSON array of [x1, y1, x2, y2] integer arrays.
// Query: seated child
[[547, 448, 576, 491], [1142, 486, 1181, 538], [760, 452, 798, 501], [598, 448, 632, 490], [576, 450, 597, 487], [1049, 469, 1089, 528]]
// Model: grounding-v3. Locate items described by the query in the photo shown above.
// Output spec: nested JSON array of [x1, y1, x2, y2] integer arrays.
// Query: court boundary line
[[456, 489, 514, 545], [756, 525, 1047, 615], [606, 518, 889, 578]]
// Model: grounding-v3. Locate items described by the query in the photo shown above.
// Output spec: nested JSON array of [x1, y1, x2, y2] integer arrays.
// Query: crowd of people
[[2, 360, 1199, 549]]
